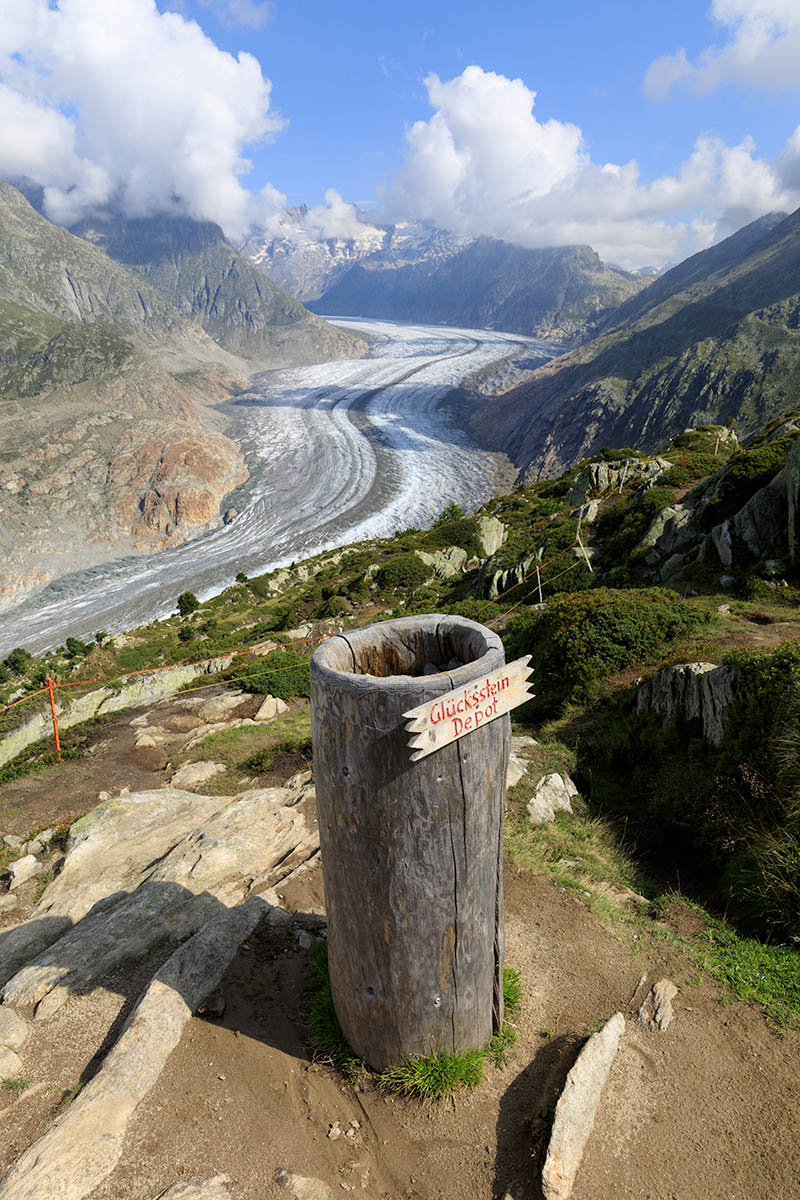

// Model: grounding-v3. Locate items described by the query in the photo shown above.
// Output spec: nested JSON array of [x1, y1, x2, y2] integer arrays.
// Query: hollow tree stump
[[310, 614, 509, 1071]]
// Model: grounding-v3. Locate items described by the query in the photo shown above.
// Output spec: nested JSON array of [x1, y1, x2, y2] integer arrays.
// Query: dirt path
[[78, 866, 800, 1200]]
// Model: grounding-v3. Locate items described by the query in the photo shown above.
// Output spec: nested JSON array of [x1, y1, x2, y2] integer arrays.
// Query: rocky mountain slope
[[0, 182, 365, 611], [72, 211, 365, 367], [305, 236, 647, 342], [471, 209, 800, 478], [241, 209, 468, 302]]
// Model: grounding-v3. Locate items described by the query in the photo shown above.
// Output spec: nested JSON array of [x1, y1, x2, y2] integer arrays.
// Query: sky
[[1, 0, 800, 267]]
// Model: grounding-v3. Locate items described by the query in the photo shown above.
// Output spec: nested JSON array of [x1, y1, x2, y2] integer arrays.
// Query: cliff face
[[0, 185, 370, 612], [471, 211, 800, 479], [307, 237, 647, 343], [71, 212, 367, 367]]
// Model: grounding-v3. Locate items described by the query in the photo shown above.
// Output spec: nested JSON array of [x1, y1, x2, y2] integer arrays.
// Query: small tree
[[235, 571, 248, 584], [177, 591, 200, 617], [4, 647, 32, 676]]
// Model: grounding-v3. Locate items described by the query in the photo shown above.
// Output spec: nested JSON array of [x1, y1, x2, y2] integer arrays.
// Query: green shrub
[[701, 435, 799, 530], [4, 647, 32, 676], [317, 595, 349, 618], [64, 637, 89, 658], [239, 649, 310, 700], [504, 588, 701, 713], [177, 591, 200, 616], [596, 486, 675, 564], [178, 624, 194, 643], [422, 517, 481, 557], [377, 553, 430, 591]]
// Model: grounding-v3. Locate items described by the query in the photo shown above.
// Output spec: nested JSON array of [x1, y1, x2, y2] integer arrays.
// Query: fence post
[[310, 614, 510, 1071], [46, 677, 62, 760]]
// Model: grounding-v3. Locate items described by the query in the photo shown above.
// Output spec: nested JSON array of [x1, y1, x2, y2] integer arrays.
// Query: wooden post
[[536, 564, 544, 604], [310, 614, 510, 1072], [46, 677, 62, 760]]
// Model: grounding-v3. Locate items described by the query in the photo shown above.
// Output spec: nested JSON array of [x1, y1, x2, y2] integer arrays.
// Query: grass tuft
[[305, 941, 522, 1100]]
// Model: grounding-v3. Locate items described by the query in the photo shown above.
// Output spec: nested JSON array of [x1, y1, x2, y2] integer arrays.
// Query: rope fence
[[0, 522, 596, 761]]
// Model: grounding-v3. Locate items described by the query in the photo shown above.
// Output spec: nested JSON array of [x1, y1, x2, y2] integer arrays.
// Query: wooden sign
[[403, 656, 533, 761]]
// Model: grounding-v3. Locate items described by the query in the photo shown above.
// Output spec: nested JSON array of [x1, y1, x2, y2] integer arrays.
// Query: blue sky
[[2, 1, 800, 266], [186, 0, 792, 207]]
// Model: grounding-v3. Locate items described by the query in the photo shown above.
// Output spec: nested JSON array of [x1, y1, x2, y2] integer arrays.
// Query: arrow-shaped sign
[[403, 655, 533, 761]]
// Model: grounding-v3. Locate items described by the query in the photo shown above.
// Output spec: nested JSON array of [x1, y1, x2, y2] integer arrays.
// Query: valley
[[0, 318, 554, 656]]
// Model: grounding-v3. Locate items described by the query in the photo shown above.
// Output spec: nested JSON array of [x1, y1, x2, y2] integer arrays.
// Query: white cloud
[[644, 0, 800, 99], [380, 66, 800, 268], [197, 0, 275, 32], [0, 0, 286, 238]]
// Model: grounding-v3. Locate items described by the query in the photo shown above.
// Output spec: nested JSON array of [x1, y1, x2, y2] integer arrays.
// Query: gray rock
[[197, 692, 248, 724], [636, 662, 737, 747], [275, 1169, 334, 1200], [0, 895, 18, 916], [0, 1007, 28, 1051], [254, 694, 288, 722], [416, 546, 467, 579], [527, 774, 577, 826], [168, 761, 227, 790], [638, 978, 678, 1032], [151, 1176, 233, 1200], [2, 836, 22, 850], [475, 515, 507, 557], [0, 898, 271, 1200], [542, 1012, 625, 1200], [7, 856, 39, 891], [567, 458, 671, 507], [0, 1047, 23, 1079], [0, 784, 317, 1012]]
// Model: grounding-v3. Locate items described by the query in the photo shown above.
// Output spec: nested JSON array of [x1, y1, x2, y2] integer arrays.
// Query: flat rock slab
[[542, 1012, 625, 1200], [0, 774, 317, 1015], [0, 1007, 28, 1051], [527, 773, 577, 826], [0, 898, 272, 1200], [151, 1176, 232, 1199]]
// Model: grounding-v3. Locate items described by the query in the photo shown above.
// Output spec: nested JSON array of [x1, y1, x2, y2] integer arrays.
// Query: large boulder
[[476, 515, 507, 557], [636, 662, 737, 747], [527, 774, 578, 826], [567, 458, 672, 507]]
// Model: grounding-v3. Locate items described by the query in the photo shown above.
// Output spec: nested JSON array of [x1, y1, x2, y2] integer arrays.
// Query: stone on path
[[0, 1007, 28, 1051], [0, 895, 18, 915], [151, 1176, 233, 1199], [7, 856, 38, 891], [275, 1169, 334, 1200], [0, 1047, 23, 1079], [527, 774, 578, 826], [542, 1011, 625, 1200], [2, 836, 22, 850], [638, 978, 678, 1032], [254, 694, 288, 722], [0, 897, 274, 1200], [169, 761, 227, 790], [506, 735, 538, 789]]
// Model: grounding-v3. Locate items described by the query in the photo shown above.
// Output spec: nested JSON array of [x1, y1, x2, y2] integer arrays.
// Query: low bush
[[700, 435, 799, 530], [504, 588, 702, 714], [239, 648, 310, 700], [377, 553, 430, 592]]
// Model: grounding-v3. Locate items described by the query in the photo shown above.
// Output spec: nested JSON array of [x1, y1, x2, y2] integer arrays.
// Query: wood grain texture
[[310, 614, 508, 1071]]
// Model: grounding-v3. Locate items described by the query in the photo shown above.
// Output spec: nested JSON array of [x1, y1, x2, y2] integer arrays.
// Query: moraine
[[0, 318, 558, 656]]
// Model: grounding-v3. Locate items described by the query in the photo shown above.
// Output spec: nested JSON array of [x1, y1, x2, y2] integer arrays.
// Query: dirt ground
[[1, 695, 800, 1199]]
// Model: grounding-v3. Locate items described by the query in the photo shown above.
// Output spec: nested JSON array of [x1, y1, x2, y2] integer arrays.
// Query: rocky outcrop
[[636, 662, 738, 747], [0, 771, 317, 1010], [106, 427, 248, 544], [0, 657, 233, 769], [476, 515, 507, 557], [567, 458, 672, 507], [542, 1012, 625, 1200], [0, 897, 275, 1200]]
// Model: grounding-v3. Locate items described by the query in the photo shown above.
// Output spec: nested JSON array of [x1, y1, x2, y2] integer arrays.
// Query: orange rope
[[0, 686, 50, 716]]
